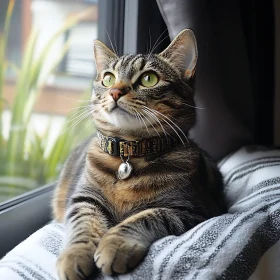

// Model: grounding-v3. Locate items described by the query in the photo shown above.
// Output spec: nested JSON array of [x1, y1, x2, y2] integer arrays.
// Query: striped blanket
[[1, 146, 280, 280]]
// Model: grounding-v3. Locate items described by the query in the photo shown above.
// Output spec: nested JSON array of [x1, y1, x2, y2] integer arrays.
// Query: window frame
[[0, 184, 54, 258]]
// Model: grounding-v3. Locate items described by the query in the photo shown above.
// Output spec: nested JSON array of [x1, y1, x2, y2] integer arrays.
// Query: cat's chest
[[85, 139, 200, 216], [86, 140, 154, 202]]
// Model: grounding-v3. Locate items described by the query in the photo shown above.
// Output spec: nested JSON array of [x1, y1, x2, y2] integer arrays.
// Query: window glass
[[0, 0, 98, 203]]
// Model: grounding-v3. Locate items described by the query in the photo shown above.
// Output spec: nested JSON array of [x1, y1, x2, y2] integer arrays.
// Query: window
[[0, 0, 98, 204]]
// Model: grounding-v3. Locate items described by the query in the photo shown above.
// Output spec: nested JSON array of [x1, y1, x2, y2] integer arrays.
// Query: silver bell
[[118, 162, 133, 180]]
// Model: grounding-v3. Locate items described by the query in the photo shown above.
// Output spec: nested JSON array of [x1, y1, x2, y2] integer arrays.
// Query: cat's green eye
[[102, 73, 116, 87], [140, 72, 158, 87]]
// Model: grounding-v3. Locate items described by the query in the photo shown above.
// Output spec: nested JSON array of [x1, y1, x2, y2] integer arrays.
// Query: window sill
[[0, 183, 55, 258]]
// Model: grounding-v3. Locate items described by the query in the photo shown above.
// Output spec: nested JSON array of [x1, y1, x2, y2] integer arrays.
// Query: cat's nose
[[109, 88, 125, 102]]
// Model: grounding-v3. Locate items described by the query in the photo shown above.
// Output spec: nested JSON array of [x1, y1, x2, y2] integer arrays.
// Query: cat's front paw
[[94, 233, 147, 275], [57, 244, 96, 280]]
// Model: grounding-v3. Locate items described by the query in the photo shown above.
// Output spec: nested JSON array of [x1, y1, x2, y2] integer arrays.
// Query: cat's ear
[[159, 29, 197, 79], [93, 40, 117, 73]]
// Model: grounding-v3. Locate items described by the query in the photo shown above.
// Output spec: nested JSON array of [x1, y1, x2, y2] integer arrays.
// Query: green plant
[[0, 1, 93, 202]]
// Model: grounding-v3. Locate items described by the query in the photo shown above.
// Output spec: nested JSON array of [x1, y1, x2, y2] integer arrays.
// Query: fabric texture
[[1, 146, 280, 280], [156, 0, 254, 161]]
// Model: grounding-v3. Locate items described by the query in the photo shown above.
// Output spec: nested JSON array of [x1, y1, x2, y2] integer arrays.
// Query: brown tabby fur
[[53, 29, 225, 280]]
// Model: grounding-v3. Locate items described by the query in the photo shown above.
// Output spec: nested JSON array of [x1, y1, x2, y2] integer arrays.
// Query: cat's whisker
[[138, 113, 149, 135], [135, 110, 145, 130], [142, 108, 169, 138], [137, 111, 150, 136], [140, 110, 161, 137], [63, 109, 91, 127], [60, 109, 95, 135], [132, 109, 143, 129], [160, 114, 190, 145], [63, 105, 100, 128], [63, 107, 93, 126], [165, 113, 181, 123], [158, 117, 185, 146], [92, 107, 102, 112], [148, 28, 168, 57], [143, 106, 189, 145], [66, 107, 97, 127], [105, 29, 118, 57], [59, 104, 92, 113], [144, 106, 189, 142], [163, 113, 190, 143], [85, 117, 96, 129], [135, 111, 143, 129], [90, 106, 103, 116], [148, 35, 170, 59], [182, 103, 206, 110], [142, 108, 168, 137]]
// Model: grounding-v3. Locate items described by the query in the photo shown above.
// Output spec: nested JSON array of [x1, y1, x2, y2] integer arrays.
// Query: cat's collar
[[97, 130, 186, 157]]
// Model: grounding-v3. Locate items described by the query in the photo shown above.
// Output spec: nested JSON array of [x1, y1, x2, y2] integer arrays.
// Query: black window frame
[[0, 184, 55, 257]]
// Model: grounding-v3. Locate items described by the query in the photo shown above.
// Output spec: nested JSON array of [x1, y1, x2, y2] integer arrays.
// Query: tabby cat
[[53, 29, 225, 280]]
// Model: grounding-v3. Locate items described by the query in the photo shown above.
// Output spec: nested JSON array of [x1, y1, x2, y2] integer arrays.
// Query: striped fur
[[53, 29, 225, 280]]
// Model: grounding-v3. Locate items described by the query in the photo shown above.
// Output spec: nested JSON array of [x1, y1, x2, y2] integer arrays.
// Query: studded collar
[[97, 130, 186, 157]]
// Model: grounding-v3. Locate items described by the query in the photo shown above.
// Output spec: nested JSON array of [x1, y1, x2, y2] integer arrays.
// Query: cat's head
[[92, 29, 198, 140]]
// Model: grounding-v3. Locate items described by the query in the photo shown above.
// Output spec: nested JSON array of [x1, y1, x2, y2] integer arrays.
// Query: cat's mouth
[[112, 107, 131, 116], [109, 103, 132, 116], [102, 102, 143, 130]]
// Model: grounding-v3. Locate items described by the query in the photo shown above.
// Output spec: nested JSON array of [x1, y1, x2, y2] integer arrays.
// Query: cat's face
[[92, 29, 198, 139]]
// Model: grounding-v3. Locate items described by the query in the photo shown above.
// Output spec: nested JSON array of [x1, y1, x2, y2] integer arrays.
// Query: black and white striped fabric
[[1, 146, 280, 280]]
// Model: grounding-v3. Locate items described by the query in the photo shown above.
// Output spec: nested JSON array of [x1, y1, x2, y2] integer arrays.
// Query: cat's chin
[[101, 109, 142, 131]]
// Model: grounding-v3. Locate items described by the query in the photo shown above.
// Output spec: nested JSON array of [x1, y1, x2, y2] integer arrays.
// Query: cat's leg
[[57, 191, 111, 280], [94, 207, 198, 275]]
